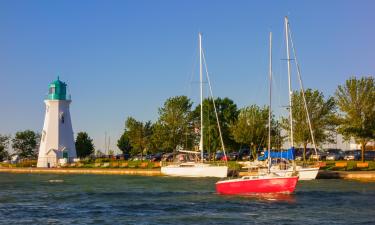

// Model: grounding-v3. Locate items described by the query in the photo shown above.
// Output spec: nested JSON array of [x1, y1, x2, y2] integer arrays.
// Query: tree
[[335, 76, 375, 162], [155, 96, 193, 152], [192, 97, 239, 154], [282, 89, 336, 162], [12, 130, 40, 159], [125, 117, 153, 157], [0, 134, 11, 161], [117, 131, 132, 155], [271, 121, 285, 150], [230, 105, 269, 159], [75, 132, 95, 158]]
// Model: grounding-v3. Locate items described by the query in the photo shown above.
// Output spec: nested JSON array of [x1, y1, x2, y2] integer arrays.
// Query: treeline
[[0, 130, 95, 162], [1, 76, 373, 163], [117, 76, 375, 162]]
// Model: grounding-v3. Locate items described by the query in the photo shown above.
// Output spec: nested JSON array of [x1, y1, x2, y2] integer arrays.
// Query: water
[[0, 174, 374, 225]]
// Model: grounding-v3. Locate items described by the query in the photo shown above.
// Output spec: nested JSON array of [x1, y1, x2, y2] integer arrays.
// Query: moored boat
[[161, 162, 228, 178], [216, 174, 298, 195], [161, 33, 228, 178], [271, 165, 319, 180]]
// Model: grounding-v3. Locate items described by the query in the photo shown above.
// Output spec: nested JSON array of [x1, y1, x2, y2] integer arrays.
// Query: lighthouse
[[37, 77, 77, 168]]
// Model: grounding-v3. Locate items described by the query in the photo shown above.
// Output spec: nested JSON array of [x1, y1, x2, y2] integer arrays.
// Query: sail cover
[[258, 148, 295, 160]]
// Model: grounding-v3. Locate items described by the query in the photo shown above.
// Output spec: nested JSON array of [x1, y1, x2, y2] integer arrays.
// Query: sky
[[0, 0, 374, 152]]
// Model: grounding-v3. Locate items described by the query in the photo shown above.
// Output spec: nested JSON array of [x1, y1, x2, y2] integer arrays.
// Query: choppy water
[[0, 173, 374, 225]]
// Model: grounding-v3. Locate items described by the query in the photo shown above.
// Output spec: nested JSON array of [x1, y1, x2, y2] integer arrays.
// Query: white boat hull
[[271, 166, 319, 180], [161, 163, 228, 178]]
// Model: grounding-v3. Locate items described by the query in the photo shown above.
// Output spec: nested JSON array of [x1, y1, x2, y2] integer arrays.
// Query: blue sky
[[0, 0, 374, 152]]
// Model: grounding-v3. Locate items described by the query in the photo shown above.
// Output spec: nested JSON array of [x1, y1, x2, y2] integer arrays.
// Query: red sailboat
[[216, 30, 298, 195], [216, 174, 298, 195]]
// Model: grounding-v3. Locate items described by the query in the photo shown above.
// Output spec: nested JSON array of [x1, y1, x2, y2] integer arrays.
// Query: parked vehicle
[[325, 149, 344, 161], [151, 153, 163, 162], [294, 148, 316, 160], [344, 150, 361, 161], [228, 152, 239, 160], [131, 154, 146, 161], [309, 149, 326, 160], [215, 150, 225, 160], [115, 153, 130, 160], [238, 148, 251, 161], [162, 153, 174, 162], [365, 151, 375, 161]]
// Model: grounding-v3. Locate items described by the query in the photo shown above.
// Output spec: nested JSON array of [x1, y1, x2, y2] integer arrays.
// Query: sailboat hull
[[216, 176, 298, 195], [271, 166, 319, 180], [161, 163, 228, 178]]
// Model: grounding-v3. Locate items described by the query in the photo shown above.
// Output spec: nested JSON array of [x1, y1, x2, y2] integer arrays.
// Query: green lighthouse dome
[[47, 76, 68, 100]]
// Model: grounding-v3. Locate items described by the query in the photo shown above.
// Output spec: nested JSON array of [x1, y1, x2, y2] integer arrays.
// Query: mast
[[199, 32, 204, 162], [285, 16, 294, 148], [267, 32, 272, 173]]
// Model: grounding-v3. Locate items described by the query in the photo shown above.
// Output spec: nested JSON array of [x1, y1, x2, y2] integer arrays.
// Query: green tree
[[335, 76, 375, 162], [0, 134, 11, 161], [230, 105, 269, 159], [75, 132, 95, 158], [282, 89, 336, 162], [155, 96, 193, 152], [12, 130, 40, 159], [117, 131, 132, 155], [192, 97, 239, 154], [271, 121, 285, 150], [125, 117, 153, 157]]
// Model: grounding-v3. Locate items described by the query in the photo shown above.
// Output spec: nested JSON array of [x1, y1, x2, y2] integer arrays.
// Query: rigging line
[[201, 49, 228, 165], [186, 46, 199, 101], [287, 22, 318, 158]]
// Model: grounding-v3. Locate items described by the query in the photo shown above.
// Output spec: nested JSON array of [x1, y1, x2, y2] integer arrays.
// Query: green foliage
[[12, 130, 40, 159], [75, 132, 95, 158], [117, 131, 132, 155], [282, 89, 336, 162], [0, 134, 10, 161], [230, 105, 269, 159], [335, 76, 375, 162], [192, 97, 239, 153], [155, 96, 193, 152], [125, 117, 153, 156]]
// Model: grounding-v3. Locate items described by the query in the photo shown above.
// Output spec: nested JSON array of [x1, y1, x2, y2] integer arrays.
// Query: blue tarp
[[258, 147, 295, 161]]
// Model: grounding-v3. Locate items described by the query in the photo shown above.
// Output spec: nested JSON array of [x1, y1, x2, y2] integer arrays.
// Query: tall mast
[[285, 16, 294, 148], [199, 32, 204, 162], [267, 32, 272, 173]]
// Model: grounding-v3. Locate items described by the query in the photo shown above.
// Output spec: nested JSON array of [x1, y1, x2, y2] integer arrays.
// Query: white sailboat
[[161, 33, 228, 178], [270, 17, 319, 180]]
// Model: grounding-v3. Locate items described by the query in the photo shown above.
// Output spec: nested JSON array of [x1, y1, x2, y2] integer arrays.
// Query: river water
[[0, 173, 374, 225]]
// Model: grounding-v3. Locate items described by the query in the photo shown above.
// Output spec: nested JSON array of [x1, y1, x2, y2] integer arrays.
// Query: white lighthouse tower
[[37, 77, 77, 168]]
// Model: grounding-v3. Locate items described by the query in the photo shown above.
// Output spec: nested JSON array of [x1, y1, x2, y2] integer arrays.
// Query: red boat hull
[[216, 176, 298, 195]]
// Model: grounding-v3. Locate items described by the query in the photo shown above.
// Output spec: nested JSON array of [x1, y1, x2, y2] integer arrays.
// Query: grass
[[319, 160, 375, 171]]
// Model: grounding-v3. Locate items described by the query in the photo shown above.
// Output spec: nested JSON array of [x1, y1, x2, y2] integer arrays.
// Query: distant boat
[[161, 33, 228, 178], [271, 165, 318, 180], [216, 32, 298, 195]]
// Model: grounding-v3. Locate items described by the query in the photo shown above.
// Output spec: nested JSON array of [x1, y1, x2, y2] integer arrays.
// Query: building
[[37, 77, 77, 167]]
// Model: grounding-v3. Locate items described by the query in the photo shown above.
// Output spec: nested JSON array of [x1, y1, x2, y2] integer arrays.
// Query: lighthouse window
[[49, 87, 55, 94], [60, 112, 65, 124]]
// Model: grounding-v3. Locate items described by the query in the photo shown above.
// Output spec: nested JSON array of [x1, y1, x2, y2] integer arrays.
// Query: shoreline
[[1, 168, 375, 181], [316, 170, 375, 181], [0, 167, 161, 176]]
